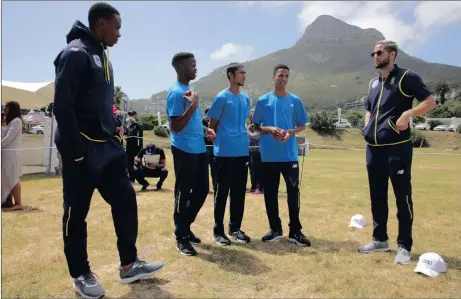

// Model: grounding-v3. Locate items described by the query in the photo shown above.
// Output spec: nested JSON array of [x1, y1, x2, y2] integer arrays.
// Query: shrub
[[154, 126, 169, 138], [457, 124, 461, 134], [411, 130, 429, 147], [309, 111, 336, 134]]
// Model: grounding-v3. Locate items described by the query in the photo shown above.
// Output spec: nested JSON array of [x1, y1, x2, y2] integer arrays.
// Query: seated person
[[134, 143, 168, 190]]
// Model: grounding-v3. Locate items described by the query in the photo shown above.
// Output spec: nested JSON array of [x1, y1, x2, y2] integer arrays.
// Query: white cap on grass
[[414, 252, 447, 278], [349, 214, 366, 229]]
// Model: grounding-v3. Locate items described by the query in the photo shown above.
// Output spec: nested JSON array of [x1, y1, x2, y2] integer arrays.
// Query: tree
[[432, 81, 452, 105], [309, 111, 336, 134], [454, 88, 461, 102], [114, 86, 128, 109]]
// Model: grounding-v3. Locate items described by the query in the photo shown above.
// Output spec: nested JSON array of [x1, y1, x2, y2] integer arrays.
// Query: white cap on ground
[[414, 252, 447, 278], [349, 214, 366, 229]]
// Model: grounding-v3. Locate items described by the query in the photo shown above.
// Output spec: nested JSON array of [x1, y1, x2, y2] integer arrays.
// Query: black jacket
[[364, 65, 432, 146], [53, 20, 118, 161]]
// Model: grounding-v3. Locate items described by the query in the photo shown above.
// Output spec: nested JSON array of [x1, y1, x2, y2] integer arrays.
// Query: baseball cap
[[349, 214, 366, 229], [414, 252, 447, 278]]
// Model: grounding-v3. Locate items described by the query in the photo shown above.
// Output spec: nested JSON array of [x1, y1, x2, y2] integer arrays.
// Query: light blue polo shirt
[[252, 92, 308, 162], [165, 82, 206, 154], [207, 89, 251, 157]]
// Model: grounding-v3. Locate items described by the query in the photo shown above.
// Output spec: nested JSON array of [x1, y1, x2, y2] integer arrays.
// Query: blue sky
[[2, 1, 461, 100]]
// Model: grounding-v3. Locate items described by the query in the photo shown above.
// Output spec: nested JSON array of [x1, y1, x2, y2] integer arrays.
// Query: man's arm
[[287, 97, 308, 137], [53, 48, 88, 162], [364, 111, 371, 127], [396, 71, 437, 131], [168, 91, 199, 133], [157, 150, 166, 168]]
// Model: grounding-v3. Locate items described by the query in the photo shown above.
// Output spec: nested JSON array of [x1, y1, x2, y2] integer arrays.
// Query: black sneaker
[[156, 181, 162, 190], [262, 230, 283, 243], [73, 272, 105, 299], [214, 234, 231, 246], [176, 239, 197, 256], [288, 231, 311, 247], [188, 231, 201, 245], [141, 182, 149, 191], [119, 258, 164, 284], [229, 229, 251, 243]]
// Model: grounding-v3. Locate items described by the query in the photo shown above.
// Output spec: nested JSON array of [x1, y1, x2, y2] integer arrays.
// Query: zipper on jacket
[[374, 76, 387, 145]]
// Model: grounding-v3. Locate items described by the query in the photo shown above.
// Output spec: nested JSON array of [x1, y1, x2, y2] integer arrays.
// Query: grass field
[[2, 149, 461, 298]]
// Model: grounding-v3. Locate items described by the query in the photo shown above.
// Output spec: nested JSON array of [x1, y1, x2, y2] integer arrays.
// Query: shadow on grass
[[135, 188, 172, 195], [245, 237, 361, 256], [196, 243, 270, 276], [108, 277, 174, 299]]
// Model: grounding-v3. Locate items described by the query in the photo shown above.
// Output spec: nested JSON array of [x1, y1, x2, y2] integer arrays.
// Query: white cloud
[[297, 1, 461, 52], [210, 43, 255, 64]]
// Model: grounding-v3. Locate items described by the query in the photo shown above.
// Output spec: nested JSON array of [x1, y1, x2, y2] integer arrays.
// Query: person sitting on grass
[[134, 143, 168, 191]]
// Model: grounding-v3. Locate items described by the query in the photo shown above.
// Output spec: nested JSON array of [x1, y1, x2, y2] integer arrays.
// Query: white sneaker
[[394, 246, 411, 264]]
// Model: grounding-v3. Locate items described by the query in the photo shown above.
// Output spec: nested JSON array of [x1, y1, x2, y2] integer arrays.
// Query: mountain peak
[[296, 14, 385, 45]]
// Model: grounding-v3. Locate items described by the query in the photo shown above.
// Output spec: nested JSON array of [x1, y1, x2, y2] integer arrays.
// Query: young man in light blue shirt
[[207, 63, 251, 246], [166, 52, 216, 256], [252, 64, 311, 247]]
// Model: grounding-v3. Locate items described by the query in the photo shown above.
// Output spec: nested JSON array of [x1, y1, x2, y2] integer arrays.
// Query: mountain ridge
[[129, 15, 461, 114]]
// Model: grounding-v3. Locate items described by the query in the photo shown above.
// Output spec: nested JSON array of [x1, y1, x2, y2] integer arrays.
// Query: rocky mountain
[[130, 15, 461, 113]]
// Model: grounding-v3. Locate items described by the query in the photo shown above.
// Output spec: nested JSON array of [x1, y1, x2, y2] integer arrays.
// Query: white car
[[334, 120, 352, 129], [28, 125, 44, 134], [415, 123, 430, 130], [433, 125, 449, 131], [448, 124, 459, 132]]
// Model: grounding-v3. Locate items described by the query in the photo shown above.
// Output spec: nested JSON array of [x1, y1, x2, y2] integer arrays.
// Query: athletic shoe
[[176, 239, 197, 256], [252, 189, 263, 195], [246, 188, 255, 193], [119, 258, 164, 284], [188, 231, 201, 245], [214, 234, 232, 246], [288, 231, 311, 247], [73, 272, 105, 299], [358, 240, 391, 253], [156, 181, 162, 190], [141, 182, 149, 191], [394, 246, 411, 264], [229, 229, 251, 243], [261, 230, 283, 243]]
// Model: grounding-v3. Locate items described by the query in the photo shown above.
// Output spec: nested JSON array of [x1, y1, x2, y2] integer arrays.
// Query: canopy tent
[[1, 80, 54, 109]]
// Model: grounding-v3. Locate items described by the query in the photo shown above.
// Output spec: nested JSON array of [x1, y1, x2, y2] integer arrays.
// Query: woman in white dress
[[1, 101, 24, 210]]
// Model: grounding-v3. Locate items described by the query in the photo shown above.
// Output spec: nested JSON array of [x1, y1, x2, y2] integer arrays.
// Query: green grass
[[2, 149, 461, 298]]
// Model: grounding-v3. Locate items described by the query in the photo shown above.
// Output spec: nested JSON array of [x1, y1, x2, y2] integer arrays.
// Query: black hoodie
[[53, 21, 118, 162]]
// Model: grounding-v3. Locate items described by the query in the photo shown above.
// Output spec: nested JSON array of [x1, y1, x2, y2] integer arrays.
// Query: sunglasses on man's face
[[371, 50, 384, 58]]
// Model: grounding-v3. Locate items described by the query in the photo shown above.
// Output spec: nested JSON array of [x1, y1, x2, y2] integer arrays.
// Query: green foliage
[[309, 111, 336, 134], [432, 80, 452, 105], [413, 116, 425, 124], [342, 110, 364, 128], [457, 124, 461, 134], [429, 100, 461, 118], [137, 114, 156, 130], [114, 86, 128, 108], [154, 126, 169, 138], [411, 130, 429, 147]]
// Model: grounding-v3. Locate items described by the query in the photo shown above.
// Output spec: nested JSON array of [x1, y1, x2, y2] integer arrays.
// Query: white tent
[[1, 80, 57, 174], [1, 80, 54, 109]]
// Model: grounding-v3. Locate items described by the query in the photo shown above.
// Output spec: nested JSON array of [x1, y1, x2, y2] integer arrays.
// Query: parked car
[[28, 124, 44, 134], [434, 125, 449, 131], [448, 124, 459, 132], [334, 119, 352, 129], [415, 123, 431, 130]]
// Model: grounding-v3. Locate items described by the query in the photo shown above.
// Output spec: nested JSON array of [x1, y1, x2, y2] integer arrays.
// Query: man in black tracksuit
[[53, 3, 163, 298], [125, 111, 143, 181], [359, 40, 436, 265]]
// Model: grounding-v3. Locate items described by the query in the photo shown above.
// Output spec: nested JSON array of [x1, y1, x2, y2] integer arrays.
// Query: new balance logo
[[397, 170, 404, 175], [292, 164, 298, 168]]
